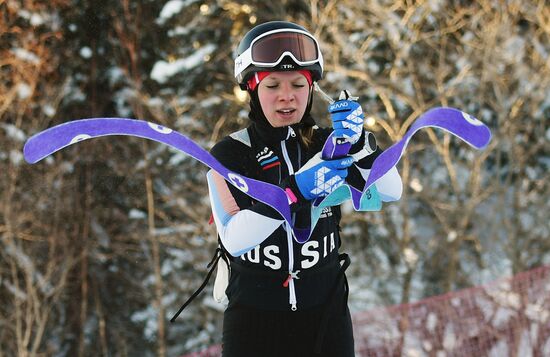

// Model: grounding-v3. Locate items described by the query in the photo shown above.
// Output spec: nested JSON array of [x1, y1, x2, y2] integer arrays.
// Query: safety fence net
[[183, 264, 550, 356]]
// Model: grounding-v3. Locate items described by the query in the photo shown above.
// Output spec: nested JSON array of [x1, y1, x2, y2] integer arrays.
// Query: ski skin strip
[[23, 107, 491, 243]]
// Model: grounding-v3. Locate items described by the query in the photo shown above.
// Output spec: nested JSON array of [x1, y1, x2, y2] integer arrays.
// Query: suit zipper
[[281, 127, 299, 310]]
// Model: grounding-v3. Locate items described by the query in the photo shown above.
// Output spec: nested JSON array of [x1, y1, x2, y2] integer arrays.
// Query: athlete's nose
[[278, 83, 295, 102]]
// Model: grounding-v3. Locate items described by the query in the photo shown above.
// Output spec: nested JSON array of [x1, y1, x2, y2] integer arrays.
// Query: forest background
[[1, 0, 548, 356]]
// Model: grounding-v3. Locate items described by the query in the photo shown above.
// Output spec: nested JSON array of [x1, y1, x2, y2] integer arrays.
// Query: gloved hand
[[328, 90, 365, 145], [293, 153, 354, 200]]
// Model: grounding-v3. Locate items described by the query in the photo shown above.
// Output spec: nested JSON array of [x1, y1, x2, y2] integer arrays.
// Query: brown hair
[[298, 125, 314, 149]]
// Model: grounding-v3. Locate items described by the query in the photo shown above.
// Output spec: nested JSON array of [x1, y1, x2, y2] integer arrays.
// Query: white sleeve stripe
[[373, 166, 402, 201], [216, 210, 284, 257], [207, 171, 284, 257]]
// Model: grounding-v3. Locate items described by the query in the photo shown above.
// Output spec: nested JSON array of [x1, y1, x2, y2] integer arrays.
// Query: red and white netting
[[354, 265, 550, 356]]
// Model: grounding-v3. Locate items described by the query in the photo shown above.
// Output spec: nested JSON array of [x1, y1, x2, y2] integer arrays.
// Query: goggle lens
[[251, 32, 318, 63]]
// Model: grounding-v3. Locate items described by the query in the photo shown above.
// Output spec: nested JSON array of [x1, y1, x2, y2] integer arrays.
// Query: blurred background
[[1, 0, 548, 356]]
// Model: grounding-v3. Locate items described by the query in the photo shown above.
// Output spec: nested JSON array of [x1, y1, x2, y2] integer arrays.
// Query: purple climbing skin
[[23, 107, 491, 243], [23, 118, 294, 234]]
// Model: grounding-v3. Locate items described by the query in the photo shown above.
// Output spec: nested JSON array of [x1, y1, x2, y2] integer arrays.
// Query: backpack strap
[[229, 128, 251, 147]]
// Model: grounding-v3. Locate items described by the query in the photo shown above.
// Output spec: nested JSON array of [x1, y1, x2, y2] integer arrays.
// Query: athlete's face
[[257, 71, 310, 128]]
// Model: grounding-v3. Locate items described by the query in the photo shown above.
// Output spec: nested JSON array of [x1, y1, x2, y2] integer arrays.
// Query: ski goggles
[[235, 29, 323, 79]]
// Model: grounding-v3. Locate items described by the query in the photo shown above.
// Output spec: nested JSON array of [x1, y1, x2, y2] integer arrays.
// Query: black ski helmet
[[234, 21, 324, 90]]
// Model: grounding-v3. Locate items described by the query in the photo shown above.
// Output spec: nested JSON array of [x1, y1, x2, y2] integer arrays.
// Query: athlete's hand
[[328, 90, 365, 145], [293, 153, 354, 200]]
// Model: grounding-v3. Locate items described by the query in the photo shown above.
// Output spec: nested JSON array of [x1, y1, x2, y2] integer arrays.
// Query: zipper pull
[[282, 270, 300, 287], [288, 127, 296, 138]]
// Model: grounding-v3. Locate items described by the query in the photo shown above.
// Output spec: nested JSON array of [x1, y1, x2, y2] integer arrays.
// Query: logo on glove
[[310, 166, 346, 197], [329, 101, 349, 111]]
